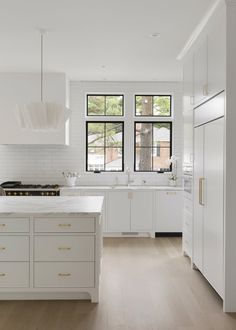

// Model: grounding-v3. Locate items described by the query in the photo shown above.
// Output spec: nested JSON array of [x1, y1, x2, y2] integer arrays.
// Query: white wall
[[0, 81, 183, 186]]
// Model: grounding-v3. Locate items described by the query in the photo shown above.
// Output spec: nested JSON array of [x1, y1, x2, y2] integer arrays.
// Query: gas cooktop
[[1, 181, 60, 196]]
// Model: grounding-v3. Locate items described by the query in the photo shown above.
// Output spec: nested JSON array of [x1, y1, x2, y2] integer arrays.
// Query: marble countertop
[[60, 185, 183, 191], [0, 196, 104, 216]]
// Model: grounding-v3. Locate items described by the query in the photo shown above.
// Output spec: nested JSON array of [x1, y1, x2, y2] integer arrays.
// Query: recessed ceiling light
[[150, 32, 161, 38]]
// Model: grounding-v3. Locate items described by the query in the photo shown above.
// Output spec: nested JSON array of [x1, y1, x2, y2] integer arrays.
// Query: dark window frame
[[134, 121, 172, 172], [87, 94, 124, 117], [86, 121, 124, 172], [135, 95, 172, 117]]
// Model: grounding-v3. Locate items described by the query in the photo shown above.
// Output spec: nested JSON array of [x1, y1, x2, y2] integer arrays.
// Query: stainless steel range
[[1, 181, 60, 196]]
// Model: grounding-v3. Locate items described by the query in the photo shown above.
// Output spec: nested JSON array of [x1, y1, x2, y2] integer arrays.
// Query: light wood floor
[[0, 237, 236, 330]]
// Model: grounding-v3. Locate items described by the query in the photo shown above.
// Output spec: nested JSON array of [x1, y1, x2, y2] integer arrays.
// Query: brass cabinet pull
[[0, 224, 6, 227], [58, 273, 71, 277], [199, 178, 205, 206], [58, 224, 71, 227], [58, 247, 71, 251], [128, 192, 133, 199], [0, 247, 6, 251], [0, 273, 6, 277]]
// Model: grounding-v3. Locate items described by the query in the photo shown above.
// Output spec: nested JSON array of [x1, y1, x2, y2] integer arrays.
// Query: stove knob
[[51, 192, 55, 196], [25, 192, 29, 196], [7, 192, 11, 196], [41, 192, 44, 196], [14, 192, 17, 196], [20, 192, 23, 196], [46, 192, 49, 196]]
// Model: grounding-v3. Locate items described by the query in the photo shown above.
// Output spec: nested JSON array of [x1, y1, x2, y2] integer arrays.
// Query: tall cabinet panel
[[203, 118, 224, 297], [193, 126, 204, 272], [193, 97, 224, 298]]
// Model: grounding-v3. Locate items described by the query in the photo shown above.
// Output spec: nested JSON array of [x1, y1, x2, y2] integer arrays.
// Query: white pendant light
[[16, 29, 70, 131]]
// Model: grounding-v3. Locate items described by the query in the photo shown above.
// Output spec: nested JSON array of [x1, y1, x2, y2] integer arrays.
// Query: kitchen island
[[0, 196, 103, 302]]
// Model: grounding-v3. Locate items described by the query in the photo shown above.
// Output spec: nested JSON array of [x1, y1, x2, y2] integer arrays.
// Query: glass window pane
[[152, 147, 171, 171], [105, 147, 123, 171], [135, 123, 152, 147], [87, 123, 105, 147], [106, 123, 123, 147], [106, 96, 123, 116], [87, 147, 104, 171], [135, 147, 152, 171], [153, 123, 171, 147], [87, 96, 105, 115], [135, 96, 153, 116], [153, 96, 171, 116]]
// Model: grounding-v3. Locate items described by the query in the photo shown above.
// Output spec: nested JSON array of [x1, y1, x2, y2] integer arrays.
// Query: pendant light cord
[[40, 32, 43, 102]]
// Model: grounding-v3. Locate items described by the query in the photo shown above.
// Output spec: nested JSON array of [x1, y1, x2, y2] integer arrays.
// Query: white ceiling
[[0, 0, 214, 81]]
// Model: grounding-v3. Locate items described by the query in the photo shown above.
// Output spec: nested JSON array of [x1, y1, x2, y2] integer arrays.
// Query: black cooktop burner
[[1, 181, 60, 190]]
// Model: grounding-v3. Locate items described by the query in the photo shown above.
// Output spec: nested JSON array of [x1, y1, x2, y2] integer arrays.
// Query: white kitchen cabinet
[[194, 37, 208, 106], [207, 1, 226, 98], [155, 191, 183, 233], [131, 191, 153, 232], [0, 73, 69, 145], [183, 53, 194, 111], [107, 190, 154, 233], [107, 191, 130, 232], [194, 97, 224, 297]]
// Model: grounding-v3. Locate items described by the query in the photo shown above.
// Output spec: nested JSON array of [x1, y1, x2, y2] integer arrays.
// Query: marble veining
[[0, 196, 103, 215]]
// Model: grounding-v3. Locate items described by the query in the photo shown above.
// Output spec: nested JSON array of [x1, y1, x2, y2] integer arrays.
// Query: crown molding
[[177, 0, 223, 60]]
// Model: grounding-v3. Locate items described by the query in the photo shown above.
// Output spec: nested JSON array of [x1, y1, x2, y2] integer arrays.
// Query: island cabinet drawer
[[34, 262, 94, 288], [34, 217, 95, 233], [0, 236, 29, 261], [0, 262, 29, 287], [0, 218, 29, 233], [34, 236, 94, 261]]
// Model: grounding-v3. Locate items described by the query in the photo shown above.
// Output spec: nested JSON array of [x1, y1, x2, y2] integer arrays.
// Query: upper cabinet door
[[194, 37, 208, 106], [183, 54, 194, 111], [207, 2, 226, 98]]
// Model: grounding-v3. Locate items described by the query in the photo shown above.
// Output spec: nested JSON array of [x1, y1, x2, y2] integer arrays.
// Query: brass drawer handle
[[0, 273, 6, 277], [58, 224, 71, 227], [0, 224, 6, 227], [0, 247, 6, 251], [58, 247, 71, 251], [58, 273, 71, 277]]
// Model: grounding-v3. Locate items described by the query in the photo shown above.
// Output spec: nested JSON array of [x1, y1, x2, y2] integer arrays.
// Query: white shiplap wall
[[0, 81, 183, 186]]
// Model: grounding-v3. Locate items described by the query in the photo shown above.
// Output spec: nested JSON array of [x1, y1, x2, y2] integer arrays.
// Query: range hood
[[16, 29, 70, 131]]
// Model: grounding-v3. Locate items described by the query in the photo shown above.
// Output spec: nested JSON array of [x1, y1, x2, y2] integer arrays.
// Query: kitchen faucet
[[125, 167, 134, 186]]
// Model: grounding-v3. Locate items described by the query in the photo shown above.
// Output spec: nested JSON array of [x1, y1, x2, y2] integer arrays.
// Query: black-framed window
[[86, 121, 124, 172], [87, 95, 124, 116], [134, 122, 172, 172], [135, 95, 171, 117]]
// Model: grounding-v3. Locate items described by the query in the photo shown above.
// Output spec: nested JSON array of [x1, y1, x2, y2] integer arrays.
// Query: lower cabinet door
[[131, 191, 153, 231], [0, 262, 29, 287], [156, 191, 183, 232], [107, 191, 130, 232], [34, 262, 94, 288]]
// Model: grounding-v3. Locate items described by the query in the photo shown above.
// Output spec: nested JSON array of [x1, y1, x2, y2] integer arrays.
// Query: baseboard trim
[[155, 232, 182, 237]]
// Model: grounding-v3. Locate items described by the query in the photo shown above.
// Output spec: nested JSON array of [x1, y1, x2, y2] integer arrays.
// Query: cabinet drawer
[[0, 218, 29, 233], [0, 236, 29, 261], [34, 217, 95, 233], [34, 262, 94, 288], [34, 236, 94, 261], [0, 262, 29, 287]]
